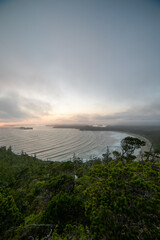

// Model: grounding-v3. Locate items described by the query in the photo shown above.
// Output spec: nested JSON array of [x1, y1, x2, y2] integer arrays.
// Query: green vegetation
[[0, 137, 160, 240]]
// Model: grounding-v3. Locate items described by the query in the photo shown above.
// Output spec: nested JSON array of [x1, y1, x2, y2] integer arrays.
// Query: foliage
[[0, 190, 21, 234], [121, 136, 146, 156], [0, 137, 160, 240], [42, 192, 85, 231]]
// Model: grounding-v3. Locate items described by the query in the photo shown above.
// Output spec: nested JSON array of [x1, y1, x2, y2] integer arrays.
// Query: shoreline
[[108, 130, 152, 153], [53, 125, 155, 152], [0, 128, 152, 162], [106, 130, 152, 162]]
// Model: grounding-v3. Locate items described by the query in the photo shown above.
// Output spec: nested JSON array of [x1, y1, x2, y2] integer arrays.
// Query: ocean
[[0, 126, 132, 161]]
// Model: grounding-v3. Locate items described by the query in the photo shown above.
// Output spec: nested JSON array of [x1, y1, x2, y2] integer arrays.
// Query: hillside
[[0, 137, 160, 240]]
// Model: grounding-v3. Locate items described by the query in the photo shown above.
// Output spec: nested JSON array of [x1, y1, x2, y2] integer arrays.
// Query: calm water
[[0, 126, 131, 161]]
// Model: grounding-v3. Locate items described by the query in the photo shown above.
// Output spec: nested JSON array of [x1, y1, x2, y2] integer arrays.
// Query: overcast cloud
[[0, 0, 160, 125]]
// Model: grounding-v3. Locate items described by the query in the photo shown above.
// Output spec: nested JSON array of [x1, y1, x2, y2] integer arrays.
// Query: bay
[[0, 126, 132, 161]]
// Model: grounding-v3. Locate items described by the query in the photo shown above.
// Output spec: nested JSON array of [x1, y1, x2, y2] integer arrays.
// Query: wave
[[0, 127, 130, 161]]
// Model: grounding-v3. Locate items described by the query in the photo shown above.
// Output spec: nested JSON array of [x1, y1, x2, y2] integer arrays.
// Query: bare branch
[[9, 224, 55, 240], [44, 228, 53, 239], [11, 224, 55, 230], [28, 237, 34, 240]]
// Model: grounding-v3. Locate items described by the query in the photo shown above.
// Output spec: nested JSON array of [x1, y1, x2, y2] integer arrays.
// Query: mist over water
[[0, 126, 132, 161]]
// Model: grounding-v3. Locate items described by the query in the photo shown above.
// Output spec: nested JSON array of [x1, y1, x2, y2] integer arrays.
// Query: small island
[[18, 127, 33, 130]]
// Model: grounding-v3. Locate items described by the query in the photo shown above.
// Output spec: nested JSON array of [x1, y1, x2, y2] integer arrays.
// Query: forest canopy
[[0, 137, 160, 240]]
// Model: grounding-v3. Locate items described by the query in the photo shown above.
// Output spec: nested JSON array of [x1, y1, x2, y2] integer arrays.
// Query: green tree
[[0, 191, 21, 235], [121, 137, 145, 159], [42, 192, 85, 231]]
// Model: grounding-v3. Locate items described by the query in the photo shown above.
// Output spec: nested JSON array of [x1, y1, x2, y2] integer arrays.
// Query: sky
[[0, 0, 160, 126]]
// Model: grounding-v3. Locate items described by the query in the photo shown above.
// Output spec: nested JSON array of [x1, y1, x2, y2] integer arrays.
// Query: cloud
[[0, 0, 160, 124], [92, 102, 160, 125], [0, 95, 29, 121], [0, 94, 52, 122]]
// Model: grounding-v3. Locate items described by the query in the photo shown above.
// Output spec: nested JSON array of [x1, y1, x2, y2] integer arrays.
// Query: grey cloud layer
[[0, 94, 52, 122], [93, 102, 160, 124], [0, 95, 29, 121], [0, 0, 160, 124]]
